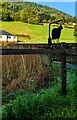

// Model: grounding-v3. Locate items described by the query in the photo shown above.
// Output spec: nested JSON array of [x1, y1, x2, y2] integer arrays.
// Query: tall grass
[[2, 66, 77, 120]]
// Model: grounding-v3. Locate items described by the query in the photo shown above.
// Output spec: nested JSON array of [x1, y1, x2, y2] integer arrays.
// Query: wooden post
[[61, 43, 66, 95]]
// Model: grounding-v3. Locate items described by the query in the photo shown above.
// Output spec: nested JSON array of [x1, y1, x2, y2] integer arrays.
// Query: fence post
[[61, 43, 66, 95]]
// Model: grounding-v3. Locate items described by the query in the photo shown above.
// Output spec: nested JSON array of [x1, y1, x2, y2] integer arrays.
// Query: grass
[[0, 21, 75, 43], [1, 66, 77, 120], [2, 84, 77, 119]]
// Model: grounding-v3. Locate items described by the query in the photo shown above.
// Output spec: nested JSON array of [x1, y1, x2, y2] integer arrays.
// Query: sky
[[26, 1, 76, 17], [36, 2, 75, 17]]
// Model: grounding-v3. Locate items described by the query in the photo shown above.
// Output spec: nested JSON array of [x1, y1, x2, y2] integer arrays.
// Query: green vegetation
[[74, 24, 77, 36], [0, 21, 75, 43], [20, 8, 40, 24], [0, 1, 77, 24], [1, 50, 77, 119], [2, 66, 77, 119]]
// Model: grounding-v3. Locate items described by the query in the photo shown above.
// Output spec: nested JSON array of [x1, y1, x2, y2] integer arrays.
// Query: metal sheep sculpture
[[52, 24, 63, 43]]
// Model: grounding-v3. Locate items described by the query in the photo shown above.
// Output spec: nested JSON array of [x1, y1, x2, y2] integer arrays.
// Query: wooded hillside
[[0, 1, 77, 24]]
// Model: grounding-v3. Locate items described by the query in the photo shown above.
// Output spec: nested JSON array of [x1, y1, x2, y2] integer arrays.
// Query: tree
[[1, 2, 13, 21], [12, 11, 21, 21], [73, 16, 77, 23], [20, 8, 29, 23], [28, 16, 40, 24], [39, 13, 50, 23], [50, 16, 56, 22], [20, 8, 40, 24]]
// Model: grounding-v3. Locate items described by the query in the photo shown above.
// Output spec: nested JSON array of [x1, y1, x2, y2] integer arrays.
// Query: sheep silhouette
[[52, 25, 63, 43]]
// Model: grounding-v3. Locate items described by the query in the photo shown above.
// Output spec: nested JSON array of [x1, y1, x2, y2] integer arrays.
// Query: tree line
[[0, 2, 77, 24]]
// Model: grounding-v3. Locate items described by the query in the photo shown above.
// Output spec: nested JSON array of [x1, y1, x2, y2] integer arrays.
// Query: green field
[[0, 21, 75, 43]]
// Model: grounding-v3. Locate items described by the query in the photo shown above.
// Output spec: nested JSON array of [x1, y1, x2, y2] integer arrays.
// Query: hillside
[[0, 1, 76, 23], [8, 2, 67, 14], [9, 2, 72, 17]]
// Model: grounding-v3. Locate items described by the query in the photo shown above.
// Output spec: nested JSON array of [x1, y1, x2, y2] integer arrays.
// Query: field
[[0, 21, 75, 43]]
